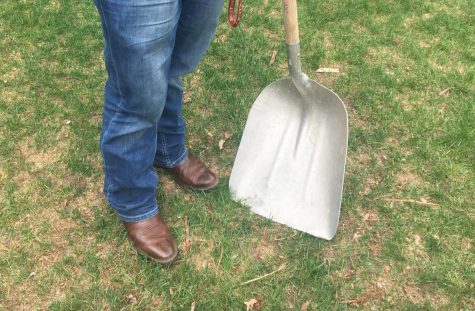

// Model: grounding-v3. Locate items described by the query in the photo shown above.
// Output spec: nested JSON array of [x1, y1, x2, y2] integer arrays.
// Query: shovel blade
[[229, 78, 348, 240]]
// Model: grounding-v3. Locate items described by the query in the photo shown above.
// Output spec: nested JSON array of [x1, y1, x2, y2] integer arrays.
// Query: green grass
[[1, 0, 474, 309]]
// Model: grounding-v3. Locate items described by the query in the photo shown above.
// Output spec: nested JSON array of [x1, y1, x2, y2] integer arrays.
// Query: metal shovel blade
[[229, 77, 348, 240]]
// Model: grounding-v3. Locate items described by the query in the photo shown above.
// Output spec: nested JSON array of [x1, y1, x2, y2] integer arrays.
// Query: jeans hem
[[155, 148, 188, 168], [116, 206, 158, 222]]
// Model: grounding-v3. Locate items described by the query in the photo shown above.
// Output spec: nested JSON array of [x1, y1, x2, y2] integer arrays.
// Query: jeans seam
[[159, 133, 172, 167], [98, 0, 125, 151], [170, 148, 187, 167]]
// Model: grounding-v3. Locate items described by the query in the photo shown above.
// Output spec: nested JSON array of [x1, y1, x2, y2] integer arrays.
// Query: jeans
[[94, 0, 224, 222]]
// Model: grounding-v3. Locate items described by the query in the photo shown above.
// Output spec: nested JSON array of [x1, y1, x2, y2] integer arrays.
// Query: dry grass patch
[[2, 209, 80, 310], [359, 175, 382, 195], [0, 87, 28, 106], [335, 261, 451, 309], [68, 175, 106, 219], [188, 236, 218, 271], [346, 150, 371, 171], [11, 170, 40, 205], [366, 46, 416, 73], [17, 124, 70, 171], [247, 236, 277, 261], [395, 169, 423, 188], [403, 233, 429, 262]]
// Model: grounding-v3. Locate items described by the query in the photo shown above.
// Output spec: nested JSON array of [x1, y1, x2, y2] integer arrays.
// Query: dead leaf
[[301, 300, 311, 311], [218, 139, 226, 150], [353, 232, 362, 242], [219, 132, 232, 150], [269, 50, 277, 65], [414, 234, 422, 247], [65, 120, 72, 125], [316, 67, 340, 73], [190, 300, 196, 311], [216, 33, 228, 43], [376, 281, 385, 289], [205, 130, 213, 138], [126, 294, 137, 304], [245, 298, 258, 311]]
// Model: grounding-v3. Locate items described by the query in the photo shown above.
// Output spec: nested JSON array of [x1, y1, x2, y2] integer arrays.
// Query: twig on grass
[[184, 216, 192, 254], [274, 232, 298, 241], [217, 248, 224, 269], [378, 197, 440, 208], [269, 50, 277, 65], [240, 264, 286, 286], [438, 87, 453, 96]]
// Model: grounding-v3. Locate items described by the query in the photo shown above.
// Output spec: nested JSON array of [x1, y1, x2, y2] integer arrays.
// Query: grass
[[0, 0, 474, 309]]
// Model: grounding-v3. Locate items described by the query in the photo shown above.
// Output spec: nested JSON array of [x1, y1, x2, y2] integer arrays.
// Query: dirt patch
[[322, 246, 339, 263], [17, 124, 70, 171], [285, 283, 300, 309], [68, 176, 106, 219], [44, 0, 61, 11], [1, 87, 28, 105], [403, 233, 429, 262], [461, 238, 472, 251], [11, 170, 39, 204], [333, 267, 355, 281], [158, 173, 180, 194], [359, 175, 382, 195], [0, 67, 24, 84], [188, 237, 217, 271], [403, 284, 425, 304], [334, 263, 448, 308], [368, 232, 384, 256], [248, 236, 277, 261], [3, 206, 81, 309], [419, 37, 440, 49], [395, 170, 423, 188], [347, 151, 371, 172], [355, 283, 386, 307]]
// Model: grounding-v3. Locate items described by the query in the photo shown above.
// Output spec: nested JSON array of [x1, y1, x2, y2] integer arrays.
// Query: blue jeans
[[94, 0, 224, 222]]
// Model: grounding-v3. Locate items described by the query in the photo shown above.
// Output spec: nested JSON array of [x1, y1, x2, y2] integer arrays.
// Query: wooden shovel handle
[[283, 0, 299, 45]]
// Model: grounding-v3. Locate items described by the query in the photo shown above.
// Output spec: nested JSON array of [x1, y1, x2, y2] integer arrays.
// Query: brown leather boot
[[123, 215, 178, 264], [161, 154, 218, 190]]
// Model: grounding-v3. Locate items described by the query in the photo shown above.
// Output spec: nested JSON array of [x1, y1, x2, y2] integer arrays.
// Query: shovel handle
[[283, 0, 299, 45]]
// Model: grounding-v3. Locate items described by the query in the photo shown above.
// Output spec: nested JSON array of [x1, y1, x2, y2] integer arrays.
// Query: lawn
[[0, 0, 474, 310]]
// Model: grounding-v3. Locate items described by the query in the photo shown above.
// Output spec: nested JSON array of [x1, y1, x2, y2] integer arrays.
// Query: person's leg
[[154, 0, 225, 168], [95, 0, 180, 221], [94, 0, 181, 263]]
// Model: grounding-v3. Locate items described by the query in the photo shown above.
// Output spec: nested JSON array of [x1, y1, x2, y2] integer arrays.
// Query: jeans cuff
[[155, 148, 188, 168], [116, 206, 158, 222]]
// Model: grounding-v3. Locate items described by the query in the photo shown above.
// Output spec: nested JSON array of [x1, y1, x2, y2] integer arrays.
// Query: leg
[[95, 0, 180, 264], [95, 0, 180, 221], [154, 0, 225, 167]]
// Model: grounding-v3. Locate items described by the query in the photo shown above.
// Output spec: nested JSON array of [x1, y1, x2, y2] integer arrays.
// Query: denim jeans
[[94, 0, 224, 222]]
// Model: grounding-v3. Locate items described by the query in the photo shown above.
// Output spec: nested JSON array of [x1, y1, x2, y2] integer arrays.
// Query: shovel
[[229, 0, 348, 240]]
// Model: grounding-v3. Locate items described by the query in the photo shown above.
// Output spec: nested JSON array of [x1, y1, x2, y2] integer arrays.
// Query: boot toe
[[123, 215, 178, 264]]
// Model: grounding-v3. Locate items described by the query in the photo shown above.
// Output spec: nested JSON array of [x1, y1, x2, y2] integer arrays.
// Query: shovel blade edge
[[229, 78, 348, 240]]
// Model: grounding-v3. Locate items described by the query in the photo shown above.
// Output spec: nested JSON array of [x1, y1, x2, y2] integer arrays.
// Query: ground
[[0, 0, 474, 310]]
